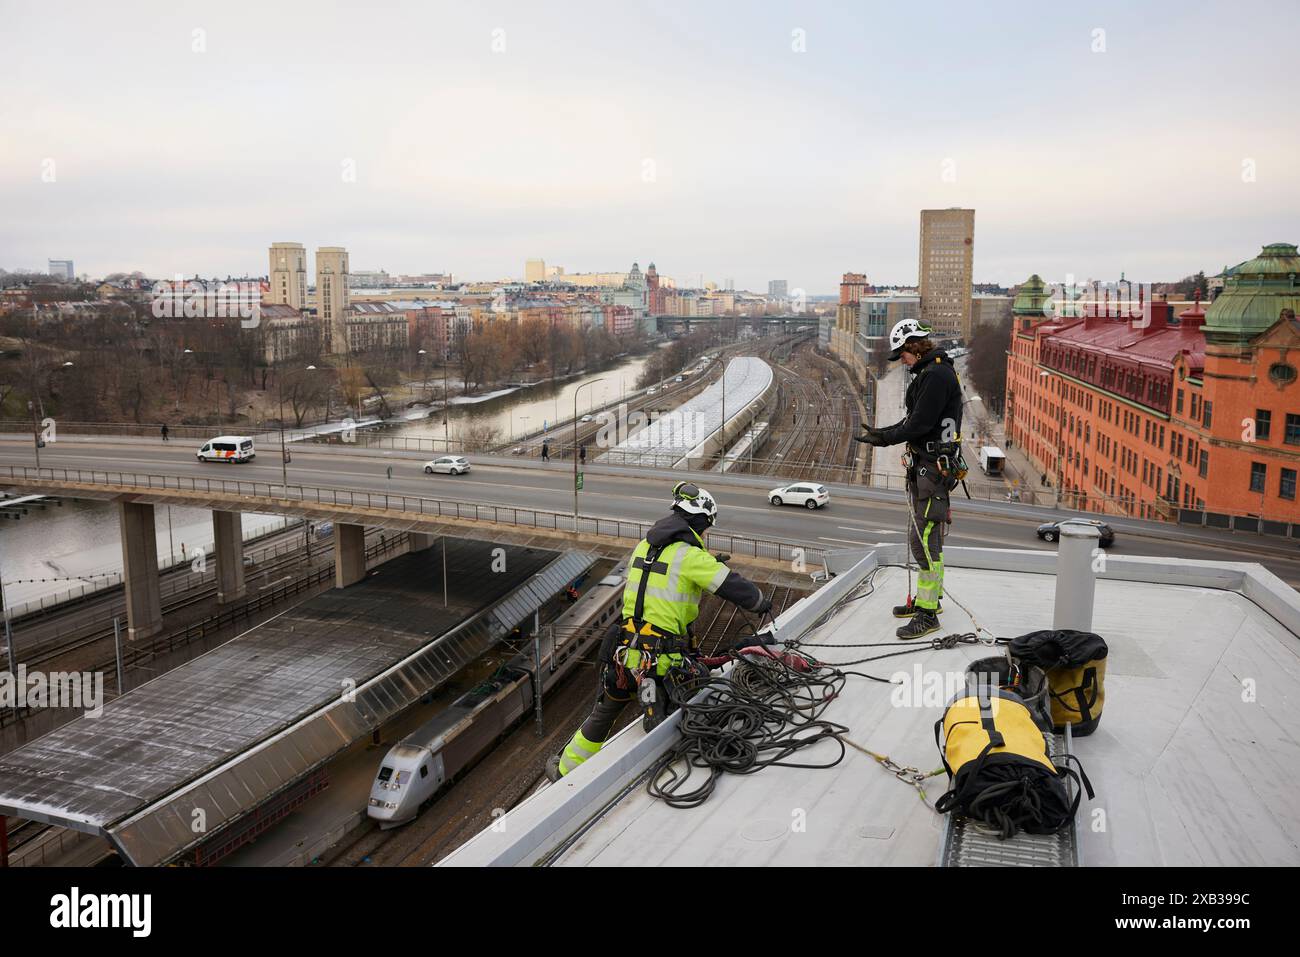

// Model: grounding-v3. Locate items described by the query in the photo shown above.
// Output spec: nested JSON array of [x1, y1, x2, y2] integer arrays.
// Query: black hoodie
[[877, 348, 963, 450], [642, 509, 765, 612]]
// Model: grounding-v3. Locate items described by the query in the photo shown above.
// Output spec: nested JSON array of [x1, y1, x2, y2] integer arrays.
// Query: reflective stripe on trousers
[[913, 499, 945, 611], [558, 729, 602, 776]]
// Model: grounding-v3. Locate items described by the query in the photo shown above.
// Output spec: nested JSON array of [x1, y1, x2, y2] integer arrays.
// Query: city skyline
[[2, 1, 1299, 289]]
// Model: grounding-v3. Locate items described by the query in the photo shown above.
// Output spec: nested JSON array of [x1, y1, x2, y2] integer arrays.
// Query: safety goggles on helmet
[[888, 318, 931, 361], [671, 482, 718, 525], [672, 481, 701, 501]]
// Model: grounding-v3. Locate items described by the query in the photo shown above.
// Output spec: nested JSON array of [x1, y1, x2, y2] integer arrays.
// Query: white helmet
[[888, 318, 930, 361], [671, 481, 718, 525]]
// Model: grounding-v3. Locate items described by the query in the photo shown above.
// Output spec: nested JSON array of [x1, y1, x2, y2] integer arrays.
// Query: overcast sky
[[2, 0, 1297, 292]]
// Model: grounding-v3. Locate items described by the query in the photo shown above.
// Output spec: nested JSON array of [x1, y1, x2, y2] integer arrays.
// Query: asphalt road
[[5, 436, 1300, 587]]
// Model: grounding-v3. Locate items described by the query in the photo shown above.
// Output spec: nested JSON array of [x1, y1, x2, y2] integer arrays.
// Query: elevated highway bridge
[[3, 435, 1299, 644]]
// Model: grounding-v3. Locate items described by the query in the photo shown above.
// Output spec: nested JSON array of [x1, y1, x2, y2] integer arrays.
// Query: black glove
[[752, 596, 773, 616], [713, 552, 731, 563], [855, 427, 888, 447]]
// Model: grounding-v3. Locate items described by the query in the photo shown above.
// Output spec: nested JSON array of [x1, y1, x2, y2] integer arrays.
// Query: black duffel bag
[[1007, 630, 1108, 736]]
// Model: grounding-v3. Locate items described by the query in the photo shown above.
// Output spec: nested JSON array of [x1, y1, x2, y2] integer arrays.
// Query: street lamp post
[[1038, 370, 1066, 509], [175, 348, 193, 412], [443, 356, 450, 453], [277, 371, 290, 489], [720, 360, 727, 447], [27, 400, 41, 470], [574, 378, 605, 532], [275, 363, 315, 490], [1, 563, 17, 716]]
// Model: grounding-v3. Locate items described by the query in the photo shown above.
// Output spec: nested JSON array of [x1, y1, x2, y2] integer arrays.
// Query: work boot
[[544, 753, 564, 783], [896, 608, 940, 640], [892, 597, 943, 618]]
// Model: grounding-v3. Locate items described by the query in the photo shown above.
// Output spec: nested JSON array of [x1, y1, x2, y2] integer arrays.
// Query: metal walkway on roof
[[0, 540, 593, 866], [939, 730, 1081, 867]]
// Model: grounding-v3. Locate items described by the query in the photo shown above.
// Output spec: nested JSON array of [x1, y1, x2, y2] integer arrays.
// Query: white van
[[197, 435, 256, 463]]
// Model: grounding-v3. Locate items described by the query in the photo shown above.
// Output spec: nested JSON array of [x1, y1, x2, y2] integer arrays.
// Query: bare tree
[[457, 420, 502, 452]]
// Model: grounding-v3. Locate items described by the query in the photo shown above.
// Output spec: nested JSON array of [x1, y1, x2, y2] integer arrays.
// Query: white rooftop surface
[[604, 357, 773, 461], [442, 549, 1300, 867]]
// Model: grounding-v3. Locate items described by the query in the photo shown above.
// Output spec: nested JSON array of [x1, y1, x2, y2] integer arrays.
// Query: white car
[[769, 483, 829, 509], [648, 387, 658, 395], [424, 455, 471, 475], [580, 414, 594, 423], [197, 435, 255, 463]]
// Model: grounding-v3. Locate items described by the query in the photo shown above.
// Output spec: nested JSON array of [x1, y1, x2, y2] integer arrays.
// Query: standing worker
[[541, 439, 550, 462], [160, 423, 169, 442], [856, 320, 964, 640], [547, 482, 772, 780]]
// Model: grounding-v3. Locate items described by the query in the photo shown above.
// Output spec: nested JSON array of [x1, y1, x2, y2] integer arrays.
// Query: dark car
[[1036, 518, 1115, 547]]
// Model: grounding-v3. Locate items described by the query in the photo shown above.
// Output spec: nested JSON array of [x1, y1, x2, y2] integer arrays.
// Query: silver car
[[424, 455, 471, 476]]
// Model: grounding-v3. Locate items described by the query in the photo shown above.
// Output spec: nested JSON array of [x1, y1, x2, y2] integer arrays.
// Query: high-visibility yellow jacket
[[621, 512, 763, 636]]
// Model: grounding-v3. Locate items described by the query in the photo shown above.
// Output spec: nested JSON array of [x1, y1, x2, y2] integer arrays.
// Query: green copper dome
[[1203, 243, 1300, 345], [1012, 274, 1051, 316]]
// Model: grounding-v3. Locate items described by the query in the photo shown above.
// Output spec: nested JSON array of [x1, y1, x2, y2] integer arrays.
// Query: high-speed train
[[367, 565, 626, 828]]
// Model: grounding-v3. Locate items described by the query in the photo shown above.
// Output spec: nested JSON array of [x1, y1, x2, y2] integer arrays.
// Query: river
[[389, 351, 657, 444]]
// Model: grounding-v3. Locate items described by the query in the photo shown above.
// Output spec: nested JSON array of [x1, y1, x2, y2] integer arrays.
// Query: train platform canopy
[[442, 545, 1300, 867], [604, 357, 773, 464], [0, 538, 594, 866]]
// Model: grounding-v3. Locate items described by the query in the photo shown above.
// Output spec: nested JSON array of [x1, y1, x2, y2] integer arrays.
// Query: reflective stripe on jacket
[[621, 536, 729, 636]]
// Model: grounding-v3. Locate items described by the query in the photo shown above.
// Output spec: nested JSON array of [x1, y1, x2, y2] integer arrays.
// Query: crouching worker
[[856, 319, 964, 640], [547, 482, 771, 781]]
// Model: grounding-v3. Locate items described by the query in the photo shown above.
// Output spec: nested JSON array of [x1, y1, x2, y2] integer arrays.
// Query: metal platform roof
[[0, 539, 594, 866], [604, 357, 773, 461], [441, 546, 1300, 867]]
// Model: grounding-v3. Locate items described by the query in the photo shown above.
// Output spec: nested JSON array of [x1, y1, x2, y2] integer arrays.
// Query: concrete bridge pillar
[[335, 522, 367, 588], [408, 532, 437, 553], [212, 510, 246, 604], [118, 501, 163, 641]]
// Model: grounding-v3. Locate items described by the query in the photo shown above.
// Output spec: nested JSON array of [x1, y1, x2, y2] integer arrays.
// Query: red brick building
[[646, 263, 665, 315], [839, 272, 870, 306], [1004, 244, 1300, 529]]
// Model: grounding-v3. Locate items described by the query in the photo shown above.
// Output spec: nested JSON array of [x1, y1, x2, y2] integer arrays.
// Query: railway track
[[0, 531, 406, 740], [10, 521, 317, 661], [318, 646, 606, 868], [750, 341, 859, 481], [19, 529, 387, 673], [316, 581, 810, 868], [503, 332, 811, 464]]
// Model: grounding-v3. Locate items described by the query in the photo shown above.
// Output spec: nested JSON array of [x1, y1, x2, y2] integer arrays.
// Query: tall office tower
[[316, 246, 350, 355], [48, 259, 74, 280], [768, 279, 788, 299], [525, 258, 546, 283], [268, 242, 307, 308], [918, 208, 975, 340]]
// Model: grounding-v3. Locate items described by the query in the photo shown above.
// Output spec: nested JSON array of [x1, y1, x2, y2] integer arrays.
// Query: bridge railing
[[0, 465, 823, 566]]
